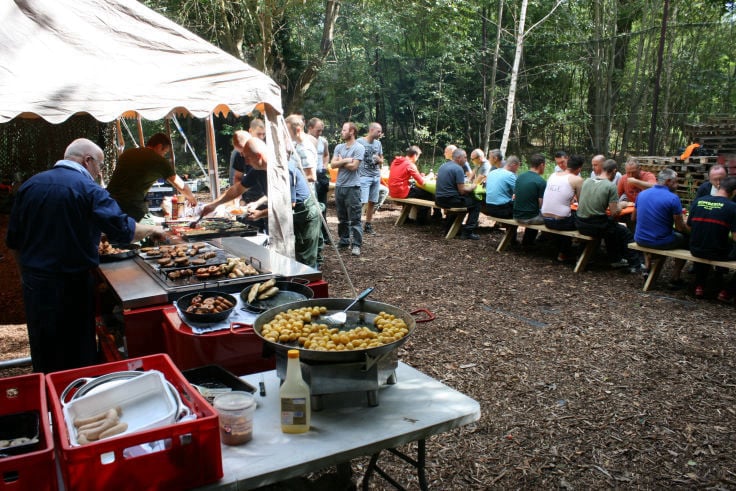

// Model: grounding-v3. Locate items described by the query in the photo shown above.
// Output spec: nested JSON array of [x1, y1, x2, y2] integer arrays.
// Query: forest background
[[2, 0, 735, 180]]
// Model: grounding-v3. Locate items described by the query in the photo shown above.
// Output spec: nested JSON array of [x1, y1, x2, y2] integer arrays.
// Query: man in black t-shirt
[[687, 176, 736, 301]]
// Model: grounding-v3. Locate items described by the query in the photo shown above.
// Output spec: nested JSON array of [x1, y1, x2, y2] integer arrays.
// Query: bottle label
[[281, 397, 308, 425]]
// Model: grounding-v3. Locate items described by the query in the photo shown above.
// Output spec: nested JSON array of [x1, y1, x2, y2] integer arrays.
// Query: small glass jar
[[213, 391, 256, 445]]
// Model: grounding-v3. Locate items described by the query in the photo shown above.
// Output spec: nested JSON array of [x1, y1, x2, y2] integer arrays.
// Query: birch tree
[[500, 0, 565, 156]]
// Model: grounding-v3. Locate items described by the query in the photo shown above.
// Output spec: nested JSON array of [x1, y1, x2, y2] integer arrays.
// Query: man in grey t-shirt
[[357, 122, 384, 235], [331, 122, 365, 256]]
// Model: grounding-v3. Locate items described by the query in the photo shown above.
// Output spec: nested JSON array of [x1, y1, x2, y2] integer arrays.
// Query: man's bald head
[[233, 130, 268, 170], [64, 138, 104, 180]]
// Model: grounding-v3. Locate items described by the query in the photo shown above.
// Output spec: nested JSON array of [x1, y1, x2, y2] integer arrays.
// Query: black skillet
[[240, 280, 314, 313]]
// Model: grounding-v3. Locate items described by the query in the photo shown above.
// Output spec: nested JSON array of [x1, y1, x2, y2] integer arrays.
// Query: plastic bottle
[[176, 194, 185, 218], [280, 349, 310, 433], [170, 194, 178, 219]]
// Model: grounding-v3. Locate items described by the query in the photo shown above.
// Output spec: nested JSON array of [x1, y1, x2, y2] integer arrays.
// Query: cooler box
[[0, 374, 56, 491], [46, 354, 222, 491]]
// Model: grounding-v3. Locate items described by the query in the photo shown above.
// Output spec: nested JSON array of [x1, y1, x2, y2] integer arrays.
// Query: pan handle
[[230, 322, 255, 335], [410, 308, 435, 323]]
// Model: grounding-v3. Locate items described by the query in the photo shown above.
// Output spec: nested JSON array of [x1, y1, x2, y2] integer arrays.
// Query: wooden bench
[[387, 197, 468, 239], [628, 243, 736, 291], [488, 216, 600, 274]]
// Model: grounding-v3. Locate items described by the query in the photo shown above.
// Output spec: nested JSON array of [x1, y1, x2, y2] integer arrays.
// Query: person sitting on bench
[[633, 168, 690, 288], [688, 176, 736, 301], [388, 145, 436, 224], [576, 159, 642, 273], [435, 148, 480, 240]]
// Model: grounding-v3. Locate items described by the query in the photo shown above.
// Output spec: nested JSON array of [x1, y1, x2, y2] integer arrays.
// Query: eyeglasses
[[85, 155, 102, 165]]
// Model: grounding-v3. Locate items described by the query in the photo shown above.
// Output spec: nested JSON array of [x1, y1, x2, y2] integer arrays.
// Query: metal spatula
[[322, 287, 374, 326]]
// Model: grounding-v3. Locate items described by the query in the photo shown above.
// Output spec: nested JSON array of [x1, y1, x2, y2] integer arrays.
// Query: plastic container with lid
[[213, 391, 256, 445]]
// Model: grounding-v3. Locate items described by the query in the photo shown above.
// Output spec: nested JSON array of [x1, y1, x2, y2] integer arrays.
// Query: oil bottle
[[280, 349, 310, 433]]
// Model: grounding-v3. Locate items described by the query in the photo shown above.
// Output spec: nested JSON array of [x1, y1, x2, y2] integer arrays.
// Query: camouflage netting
[[0, 116, 118, 184]]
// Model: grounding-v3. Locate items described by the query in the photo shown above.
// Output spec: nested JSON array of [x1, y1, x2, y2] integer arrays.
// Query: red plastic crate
[[0, 374, 57, 491], [162, 306, 276, 376], [45, 354, 222, 491]]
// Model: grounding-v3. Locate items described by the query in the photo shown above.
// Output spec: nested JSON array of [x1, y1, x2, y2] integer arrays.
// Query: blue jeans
[[22, 268, 97, 373], [335, 186, 363, 247]]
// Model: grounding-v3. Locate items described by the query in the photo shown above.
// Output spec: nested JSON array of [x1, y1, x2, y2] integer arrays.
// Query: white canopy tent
[[0, 0, 293, 257]]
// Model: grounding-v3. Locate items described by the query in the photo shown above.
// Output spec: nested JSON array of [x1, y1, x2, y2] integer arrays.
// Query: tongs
[[189, 213, 204, 228]]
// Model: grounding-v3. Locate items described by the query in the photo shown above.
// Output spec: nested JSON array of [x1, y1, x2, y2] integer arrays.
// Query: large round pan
[[176, 291, 236, 324], [240, 280, 314, 313], [252, 298, 434, 363]]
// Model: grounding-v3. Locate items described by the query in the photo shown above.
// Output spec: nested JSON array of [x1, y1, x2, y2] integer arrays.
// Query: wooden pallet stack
[[684, 117, 736, 154], [632, 117, 736, 207], [633, 155, 719, 207]]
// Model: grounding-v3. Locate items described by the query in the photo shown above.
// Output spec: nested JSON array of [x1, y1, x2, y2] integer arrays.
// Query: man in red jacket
[[388, 146, 436, 224]]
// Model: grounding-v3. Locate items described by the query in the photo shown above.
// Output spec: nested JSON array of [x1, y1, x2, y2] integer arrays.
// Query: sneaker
[[461, 233, 480, 241], [610, 259, 629, 269], [627, 263, 646, 274], [364, 223, 376, 235], [717, 290, 733, 302], [337, 241, 350, 249], [694, 285, 705, 298], [351, 246, 361, 256]]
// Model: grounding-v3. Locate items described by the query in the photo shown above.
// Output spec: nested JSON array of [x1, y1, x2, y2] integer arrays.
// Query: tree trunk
[[483, 0, 504, 153], [500, 0, 528, 157], [285, 0, 341, 113], [648, 0, 669, 154]]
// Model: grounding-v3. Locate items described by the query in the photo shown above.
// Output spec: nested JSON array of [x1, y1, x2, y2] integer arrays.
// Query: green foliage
[[142, 0, 736, 161]]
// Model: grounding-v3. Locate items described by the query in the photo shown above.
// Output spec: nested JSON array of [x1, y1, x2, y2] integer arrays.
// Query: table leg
[[445, 213, 466, 239], [395, 204, 412, 226], [362, 439, 428, 491], [643, 255, 665, 291], [496, 226, 517, 252], [573, 239, 599, 274]]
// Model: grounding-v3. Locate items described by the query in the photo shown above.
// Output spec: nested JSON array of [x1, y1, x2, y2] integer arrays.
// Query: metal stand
[[362, 439, 427, 491]]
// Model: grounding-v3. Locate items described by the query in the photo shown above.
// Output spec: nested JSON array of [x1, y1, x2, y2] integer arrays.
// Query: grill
[[133, 245, 274, 301]]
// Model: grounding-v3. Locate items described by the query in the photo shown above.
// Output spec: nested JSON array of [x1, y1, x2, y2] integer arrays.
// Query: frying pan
[[252, 298, 434, 363], [175, 291, 237, 324], [240, 280, 314, 313]]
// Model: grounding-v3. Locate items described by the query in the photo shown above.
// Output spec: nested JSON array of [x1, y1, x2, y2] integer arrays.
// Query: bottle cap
[[287, 349, 299, 359]]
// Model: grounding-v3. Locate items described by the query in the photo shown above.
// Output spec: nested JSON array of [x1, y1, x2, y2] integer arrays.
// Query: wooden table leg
[[643, 255, 666, 291], [445, 213, 466, 239], [395, 204, 412, 226], [496, 225, 517, 252], [573, 238, 599, 273]]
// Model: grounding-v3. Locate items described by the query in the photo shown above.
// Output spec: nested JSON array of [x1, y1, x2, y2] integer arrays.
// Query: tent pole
[[136, 114, 144, 146], [165, 118, 175, 167], [205, 115, 219, 200]]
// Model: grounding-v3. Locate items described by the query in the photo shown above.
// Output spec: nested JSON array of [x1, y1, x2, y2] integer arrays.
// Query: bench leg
[[573, 239, 599, 273], [445, 213, 466, 239], [496, 225, 518, 252], [643, 255, 666, 291], [395, 204, 412, 226]]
